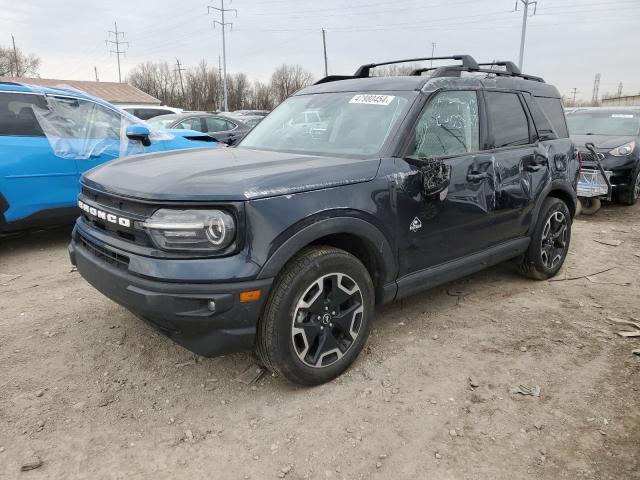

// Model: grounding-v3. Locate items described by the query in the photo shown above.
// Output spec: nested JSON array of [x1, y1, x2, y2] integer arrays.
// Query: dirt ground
[[1, 204, 639, 480]]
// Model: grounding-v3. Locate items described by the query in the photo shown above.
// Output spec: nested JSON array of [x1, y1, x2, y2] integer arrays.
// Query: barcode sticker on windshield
[[349, 94, 395, 106], [612, 114, 634, 118]]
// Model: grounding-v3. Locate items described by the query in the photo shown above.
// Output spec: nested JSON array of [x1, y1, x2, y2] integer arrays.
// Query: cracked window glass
[[409, 91, 479, 158]]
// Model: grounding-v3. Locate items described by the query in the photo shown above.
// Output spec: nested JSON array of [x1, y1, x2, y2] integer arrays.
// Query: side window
[[486, 92, 530, 148], [407, 90, 480, 158], [224, 120, 237, 130], [524, 95, 557, 141], [0, 93, 46, 136], [205, 117, 230, 132], [535, 97, 569, 138], [177, 117, 204, 132], [86, 103, 123, 140]]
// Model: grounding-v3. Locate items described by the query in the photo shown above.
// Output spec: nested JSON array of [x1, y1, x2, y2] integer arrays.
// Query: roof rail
[[477, 61, 521, 75], [410, 64, 545, 83], [353, 55, 479, 78]]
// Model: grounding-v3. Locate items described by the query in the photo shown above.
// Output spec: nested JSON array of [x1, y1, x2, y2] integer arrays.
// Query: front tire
[[256, 246, 375, 386], [615, 167, 640, 206], [519, 197, 571, 280]]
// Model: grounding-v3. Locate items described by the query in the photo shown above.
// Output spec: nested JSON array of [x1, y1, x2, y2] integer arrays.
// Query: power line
[[515, 0, 537, 71], [208, 0, 237, 112], [105, 22, 129, 83]]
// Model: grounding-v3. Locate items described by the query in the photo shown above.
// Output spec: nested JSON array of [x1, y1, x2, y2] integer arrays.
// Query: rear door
[[205, 116, 235, 143], [0, 92, 79, 223], [484, 90, 548, 241]]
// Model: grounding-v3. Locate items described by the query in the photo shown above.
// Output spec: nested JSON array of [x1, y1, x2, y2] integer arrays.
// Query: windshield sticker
[[611, 114, 634, 118], [349, 94, 395, 106]]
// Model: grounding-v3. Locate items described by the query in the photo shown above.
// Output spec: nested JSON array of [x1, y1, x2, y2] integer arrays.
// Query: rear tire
[[518, 197, 571, 280], [256, 246, 375, 386]]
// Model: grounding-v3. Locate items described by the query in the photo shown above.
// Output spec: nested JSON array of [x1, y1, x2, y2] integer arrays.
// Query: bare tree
[[270, 64, 314, 104], [128, 61, 312, 112], [0, 44, 41, 77]]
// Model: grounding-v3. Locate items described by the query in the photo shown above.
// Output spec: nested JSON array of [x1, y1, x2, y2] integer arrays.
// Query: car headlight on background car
[[609, 141, 636, 156], [142, 209, 236, 252]]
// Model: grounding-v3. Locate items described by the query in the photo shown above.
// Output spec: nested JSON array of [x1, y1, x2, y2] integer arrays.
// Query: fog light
[[207, 300, 216, 312]]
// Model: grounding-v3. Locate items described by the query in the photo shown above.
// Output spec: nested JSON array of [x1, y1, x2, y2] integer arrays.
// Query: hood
[[81, 147, 381, 201], [571, 134, 636, 150]]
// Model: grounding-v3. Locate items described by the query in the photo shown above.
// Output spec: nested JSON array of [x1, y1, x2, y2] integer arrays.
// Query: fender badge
[[409, 217, 422, 232]]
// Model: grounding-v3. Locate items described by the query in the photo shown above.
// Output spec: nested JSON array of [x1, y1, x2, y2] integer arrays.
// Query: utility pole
[[218, 55, 223, 111], [617, 82, 623, 97], [175, 58, 186, 100], [430, 42, 436, 67], [571, 88, 579, 106], [208, 0, 237, 112], [105, 22, 129, 83], [321, 28, 328, 77], [11, 34, 18, 76], [591, 73, 600, 104], [515, 0, 537, 71], [94, 66, 99, 82]]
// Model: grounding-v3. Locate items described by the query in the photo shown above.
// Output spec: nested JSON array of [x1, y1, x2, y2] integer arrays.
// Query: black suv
[[70, 55, 578, 385]]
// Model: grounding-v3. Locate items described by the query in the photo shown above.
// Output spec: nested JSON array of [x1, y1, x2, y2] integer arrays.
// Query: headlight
[[142, 209, 236, 252], [609, 141, 635, 156]]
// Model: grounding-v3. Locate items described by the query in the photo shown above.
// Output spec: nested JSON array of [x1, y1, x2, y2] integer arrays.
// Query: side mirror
[[126, 124, 152, 147]]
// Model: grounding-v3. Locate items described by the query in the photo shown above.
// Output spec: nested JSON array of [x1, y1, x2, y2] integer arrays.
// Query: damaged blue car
[[0, 82, 218, 232]]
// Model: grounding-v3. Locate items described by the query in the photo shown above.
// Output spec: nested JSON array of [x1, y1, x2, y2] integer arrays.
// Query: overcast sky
[[2, 0, 639, 101]]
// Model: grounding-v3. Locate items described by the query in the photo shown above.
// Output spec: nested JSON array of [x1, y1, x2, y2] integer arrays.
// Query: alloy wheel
[[540, 211, 568, 269], [291, 273, 364, 368]]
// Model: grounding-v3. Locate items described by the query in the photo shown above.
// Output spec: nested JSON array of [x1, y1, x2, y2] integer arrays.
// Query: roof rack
[[477, 61, 521, 75], [353, 55, 479, 78], [312, 55, 544, 85]]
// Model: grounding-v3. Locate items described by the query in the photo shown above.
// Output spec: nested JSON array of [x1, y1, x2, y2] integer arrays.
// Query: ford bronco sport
[[70, 55, 578, 385]]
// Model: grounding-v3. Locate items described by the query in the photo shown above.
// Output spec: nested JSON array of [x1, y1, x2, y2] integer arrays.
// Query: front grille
[[578, 151, 598, 164], [78, 233, 130, 269]]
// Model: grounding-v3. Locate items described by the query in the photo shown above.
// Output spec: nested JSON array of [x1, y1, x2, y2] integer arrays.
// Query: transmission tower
[[105, 22, 129, 83], [591, 73, 600, 104], [571, 88, 579, 106], [208, 0, 237, 112], [617, 82, 623, 97], [515, 0, 537, 71]]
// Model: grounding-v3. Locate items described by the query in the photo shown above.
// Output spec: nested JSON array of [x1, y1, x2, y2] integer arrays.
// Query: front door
[[0, 92, 79, 223], [395, 89, 498, 277]]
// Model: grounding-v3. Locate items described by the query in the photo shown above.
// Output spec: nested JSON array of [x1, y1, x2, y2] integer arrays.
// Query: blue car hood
[[81, 147, 381, 201]]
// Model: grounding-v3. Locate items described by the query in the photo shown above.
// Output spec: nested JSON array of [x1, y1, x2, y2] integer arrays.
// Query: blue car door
[[41, 96, 165, 180], [0, 91, 79, 223]]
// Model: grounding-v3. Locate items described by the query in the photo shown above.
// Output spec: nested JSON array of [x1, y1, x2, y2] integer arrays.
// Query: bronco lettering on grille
[[78, 200, 131, 228]]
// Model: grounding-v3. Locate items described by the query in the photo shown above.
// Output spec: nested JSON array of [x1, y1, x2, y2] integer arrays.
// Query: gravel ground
[[1, 203, 639, 480]]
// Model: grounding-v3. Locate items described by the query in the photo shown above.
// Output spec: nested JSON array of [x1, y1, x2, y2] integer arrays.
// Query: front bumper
[[69, 225, 273, 357]]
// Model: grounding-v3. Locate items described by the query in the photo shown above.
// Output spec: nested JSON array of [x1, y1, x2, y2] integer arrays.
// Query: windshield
[[148, 115, 179, 129], [567, 111, 640, 136], [239, 91, 415, 157]]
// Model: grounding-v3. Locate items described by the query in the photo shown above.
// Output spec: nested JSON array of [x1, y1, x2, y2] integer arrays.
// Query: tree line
[[0, 43, 41, 77], [127, 61, 314, 112]]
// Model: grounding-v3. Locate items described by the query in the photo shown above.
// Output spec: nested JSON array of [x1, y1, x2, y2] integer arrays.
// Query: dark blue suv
[[70, 56, 578, 385]]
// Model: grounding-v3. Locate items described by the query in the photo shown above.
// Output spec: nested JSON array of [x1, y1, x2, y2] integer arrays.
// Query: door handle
[[467, 171, 489, 182]]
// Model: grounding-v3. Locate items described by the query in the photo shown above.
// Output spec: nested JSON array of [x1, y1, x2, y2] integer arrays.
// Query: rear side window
[[486, 92, 530, 148], [535, 97, 569, 138], [525, 96, 557, 141], [206, 117, 231, 132], [0, 93, 46, 136]]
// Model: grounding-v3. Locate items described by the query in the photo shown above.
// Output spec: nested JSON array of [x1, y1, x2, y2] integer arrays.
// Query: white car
[[120, 104, 183, 120]]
